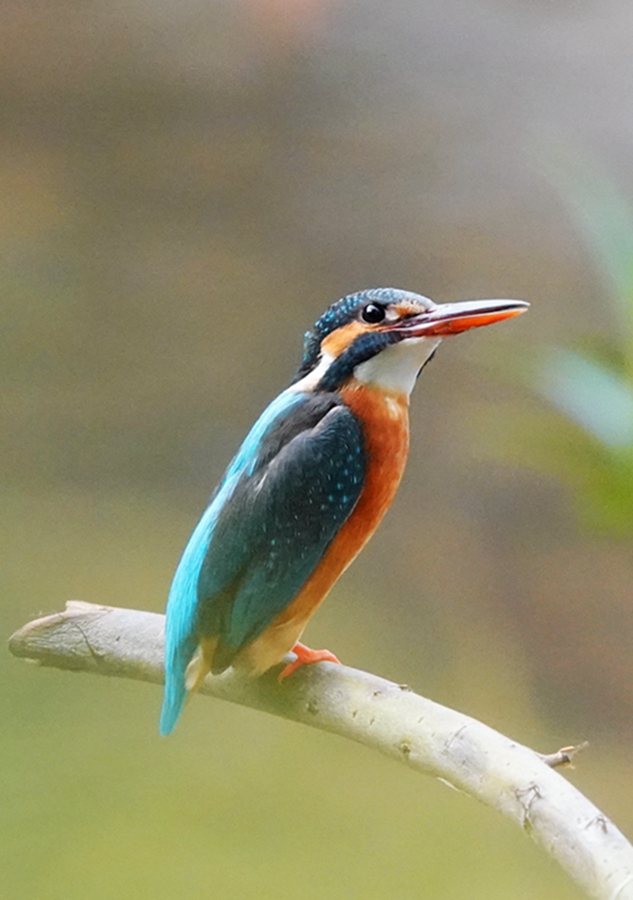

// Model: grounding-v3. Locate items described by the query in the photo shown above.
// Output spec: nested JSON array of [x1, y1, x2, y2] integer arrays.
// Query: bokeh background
[[3, 2, 633, 897]]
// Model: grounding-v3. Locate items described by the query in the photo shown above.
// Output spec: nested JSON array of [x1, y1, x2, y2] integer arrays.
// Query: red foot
[[278, 641, 341, 681]]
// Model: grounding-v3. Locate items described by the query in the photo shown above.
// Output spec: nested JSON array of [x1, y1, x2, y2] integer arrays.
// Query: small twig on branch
[[539, 743, 589, 770], [8, 601, 633, 900]]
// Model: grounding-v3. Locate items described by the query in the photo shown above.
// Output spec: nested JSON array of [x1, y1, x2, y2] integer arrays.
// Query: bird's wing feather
[[198, 399, 366, 670], [160, 389, 365, 734], [160, 388, 306, 734]]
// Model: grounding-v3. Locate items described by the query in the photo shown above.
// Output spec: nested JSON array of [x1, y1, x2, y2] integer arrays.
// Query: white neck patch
[[353, 336, 442, 395], [289, 351, 335, 393]]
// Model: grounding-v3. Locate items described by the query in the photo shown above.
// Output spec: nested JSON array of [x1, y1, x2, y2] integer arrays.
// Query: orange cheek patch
[[393, 301, 424, 319], [321, 321, 369, 358]]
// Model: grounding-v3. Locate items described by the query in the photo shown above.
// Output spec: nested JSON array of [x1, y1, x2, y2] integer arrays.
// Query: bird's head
[[292, 288, 528, 395]]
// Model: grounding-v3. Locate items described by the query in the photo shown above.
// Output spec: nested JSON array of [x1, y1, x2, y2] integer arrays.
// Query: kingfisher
[[160, 287, 527, 734]]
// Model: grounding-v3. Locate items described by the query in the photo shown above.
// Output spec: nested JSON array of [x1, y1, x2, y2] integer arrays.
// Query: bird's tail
[[160, 611, 198, 735], [160, 639, 216, 734], [160, 654, 189, 736], [160, 500, 220, 734]]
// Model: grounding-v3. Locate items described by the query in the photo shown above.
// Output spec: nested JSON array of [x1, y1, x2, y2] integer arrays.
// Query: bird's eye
[[361, 303, 386, 324]]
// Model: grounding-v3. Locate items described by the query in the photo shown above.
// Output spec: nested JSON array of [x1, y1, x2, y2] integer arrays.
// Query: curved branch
[[9, 601, 633, 900]]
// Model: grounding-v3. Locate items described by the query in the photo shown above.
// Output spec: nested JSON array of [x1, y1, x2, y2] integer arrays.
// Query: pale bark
[[9, 600, 633, 900]]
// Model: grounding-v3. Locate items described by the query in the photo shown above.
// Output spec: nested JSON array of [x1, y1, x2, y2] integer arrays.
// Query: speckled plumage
[[197, 395, 366, 672]]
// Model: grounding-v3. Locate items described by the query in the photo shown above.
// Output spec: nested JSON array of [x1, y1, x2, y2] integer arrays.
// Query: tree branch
[[9, 601, 633, 900]]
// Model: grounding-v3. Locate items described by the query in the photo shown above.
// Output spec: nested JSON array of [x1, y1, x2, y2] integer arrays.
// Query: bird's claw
[[278, 641, 341, 681]]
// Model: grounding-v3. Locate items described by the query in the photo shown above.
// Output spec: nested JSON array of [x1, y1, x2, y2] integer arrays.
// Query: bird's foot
[[278, 642, 341, 681]]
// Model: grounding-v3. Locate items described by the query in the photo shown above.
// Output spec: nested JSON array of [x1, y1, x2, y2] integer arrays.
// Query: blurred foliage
[[485, 157, 633, 534]]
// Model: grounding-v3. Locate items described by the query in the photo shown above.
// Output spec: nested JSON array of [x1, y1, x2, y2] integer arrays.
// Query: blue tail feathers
[[160, 658, 189, 736], [160, 506, 219, 735]]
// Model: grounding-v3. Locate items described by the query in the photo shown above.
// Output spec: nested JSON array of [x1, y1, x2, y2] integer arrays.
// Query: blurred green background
[[3, 2, 633, 897]]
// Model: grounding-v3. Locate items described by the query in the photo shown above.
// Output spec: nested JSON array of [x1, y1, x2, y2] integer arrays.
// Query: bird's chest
[[266, 383, 409, 629], [340, 383, 410, 539], [239, 384, 410, 666]]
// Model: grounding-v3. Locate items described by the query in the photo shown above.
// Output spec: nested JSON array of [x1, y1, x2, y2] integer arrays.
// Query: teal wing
[[160, 390, 365, 734], [197, 400, 366, 671]]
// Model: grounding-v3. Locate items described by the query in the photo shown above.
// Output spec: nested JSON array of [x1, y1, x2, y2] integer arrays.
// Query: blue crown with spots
[[294, 288, 414, 381]]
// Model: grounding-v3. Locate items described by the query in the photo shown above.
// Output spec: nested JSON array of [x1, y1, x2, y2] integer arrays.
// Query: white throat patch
[[353, 336, 442, 395]]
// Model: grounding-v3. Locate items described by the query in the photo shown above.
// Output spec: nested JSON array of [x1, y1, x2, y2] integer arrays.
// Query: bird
[[160, 287, 528, 734]]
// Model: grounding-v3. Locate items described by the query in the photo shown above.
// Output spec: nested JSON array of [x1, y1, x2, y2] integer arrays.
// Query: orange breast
[[320, 381, 410, 581], [237, 382, 410, 673]]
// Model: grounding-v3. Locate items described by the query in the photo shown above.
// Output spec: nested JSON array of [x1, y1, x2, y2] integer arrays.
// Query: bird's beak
[[389, 298, 529, 338]]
